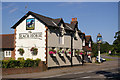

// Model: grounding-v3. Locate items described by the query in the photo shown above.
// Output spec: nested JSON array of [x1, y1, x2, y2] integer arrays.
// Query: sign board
[[19, 32, 42, 40], [97, 36, 102, 43], [26, 18, 35, 30]]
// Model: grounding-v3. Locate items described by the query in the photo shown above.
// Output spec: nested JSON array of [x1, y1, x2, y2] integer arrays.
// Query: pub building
[[0, 11, 92, 67]]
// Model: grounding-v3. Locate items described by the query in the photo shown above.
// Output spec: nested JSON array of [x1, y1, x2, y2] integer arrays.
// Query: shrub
[[2, 60, 9, 68], [18, 57, 24, 61], [2, 58, 41, 68]]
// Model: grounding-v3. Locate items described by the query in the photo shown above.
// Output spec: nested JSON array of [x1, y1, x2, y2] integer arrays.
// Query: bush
[[2, 58, 41, 68], [18, 57, 24, 61]]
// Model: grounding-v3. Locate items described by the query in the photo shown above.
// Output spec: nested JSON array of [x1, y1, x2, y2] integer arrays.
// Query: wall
[[15, 15, 46, 61], [47, 28, 82, 67], [2, 61, 47, 75]]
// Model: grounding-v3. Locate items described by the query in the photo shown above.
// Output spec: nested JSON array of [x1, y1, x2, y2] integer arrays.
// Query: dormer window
[[89, 41, 91, 47], [74, 28, 78, 40], [59, 23, 65, 36], [83, 39, 85, 46]]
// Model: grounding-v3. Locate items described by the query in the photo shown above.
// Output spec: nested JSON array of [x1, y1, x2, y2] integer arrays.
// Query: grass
[[107, 55, 120, 58], [104, 58, 115, 61]]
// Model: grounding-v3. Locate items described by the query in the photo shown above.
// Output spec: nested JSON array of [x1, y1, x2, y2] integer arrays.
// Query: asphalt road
[[38, 68, 120, 80]]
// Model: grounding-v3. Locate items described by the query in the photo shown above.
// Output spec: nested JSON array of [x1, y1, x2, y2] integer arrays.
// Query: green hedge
[[2, 58, 41, 68]]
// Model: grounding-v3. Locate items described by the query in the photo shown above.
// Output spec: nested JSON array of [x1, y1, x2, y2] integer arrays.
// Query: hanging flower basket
[[66, 49, 71, 56], [30, 47, 38, 55], [18, 48, 24, 56], [80, 52, 83, 55], [88, 54, 91, 56], [49, 49, 56, 57], [58, 49, 64, 56], [75, 50, 80, 56]]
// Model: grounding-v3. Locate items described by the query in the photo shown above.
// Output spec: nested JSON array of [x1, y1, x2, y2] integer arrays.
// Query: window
[[83, 40, 85, 46], [89, 41, 91, 47], [59, 36, 64, 44], [4, 51, 11, 57]]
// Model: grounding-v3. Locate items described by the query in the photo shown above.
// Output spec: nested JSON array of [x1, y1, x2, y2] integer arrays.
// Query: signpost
[[97, 33, 102, 63]]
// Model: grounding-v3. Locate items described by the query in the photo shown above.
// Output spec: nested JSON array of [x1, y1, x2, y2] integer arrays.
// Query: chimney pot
[[72, 18, 77, 21]]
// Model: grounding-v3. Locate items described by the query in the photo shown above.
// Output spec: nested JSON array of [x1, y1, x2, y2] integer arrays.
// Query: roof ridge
[[29, 11, 54, 20]]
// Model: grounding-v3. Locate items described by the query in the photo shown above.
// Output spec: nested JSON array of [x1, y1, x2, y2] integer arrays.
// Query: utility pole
[[71, 34, 73, 67]]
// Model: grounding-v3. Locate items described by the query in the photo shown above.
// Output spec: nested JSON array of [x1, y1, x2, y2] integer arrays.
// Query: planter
[[32, 51, 38, 55], [67, 53, 70, 56], [75, 54, 80, 56], [60, 53, 64, 56], [50, 54, 56, 57]]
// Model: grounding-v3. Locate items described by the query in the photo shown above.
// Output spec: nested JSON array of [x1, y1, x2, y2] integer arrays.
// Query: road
[[2, 54, 120, 79], [40, 68, 120, 80]]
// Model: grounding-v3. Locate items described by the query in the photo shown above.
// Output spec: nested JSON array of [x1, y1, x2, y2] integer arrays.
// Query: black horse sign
[[26, 18, 35, 30]]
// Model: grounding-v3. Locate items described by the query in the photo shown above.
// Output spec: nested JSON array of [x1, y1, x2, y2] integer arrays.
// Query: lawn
[[104, 58, 115, 61]]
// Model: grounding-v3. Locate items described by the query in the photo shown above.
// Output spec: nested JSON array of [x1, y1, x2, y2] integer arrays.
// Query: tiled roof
[[0, 34, 14, 49], [11, 11, 83, 32], [83, 46, 92, 51], [85, 35, 92, 43]]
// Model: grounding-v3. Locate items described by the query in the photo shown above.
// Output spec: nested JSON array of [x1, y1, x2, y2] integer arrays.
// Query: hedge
[[2, 58, 41, 68]]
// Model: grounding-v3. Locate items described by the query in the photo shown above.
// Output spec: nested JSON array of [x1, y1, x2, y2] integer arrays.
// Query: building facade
[[0, 11, 92, 67]]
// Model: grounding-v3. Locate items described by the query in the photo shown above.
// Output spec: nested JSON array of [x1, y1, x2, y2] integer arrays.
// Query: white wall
[[15, 15, 46, 61]]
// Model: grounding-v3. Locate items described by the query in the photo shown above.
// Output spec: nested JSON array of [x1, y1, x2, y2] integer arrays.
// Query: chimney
[[71, 18, 78, 24]]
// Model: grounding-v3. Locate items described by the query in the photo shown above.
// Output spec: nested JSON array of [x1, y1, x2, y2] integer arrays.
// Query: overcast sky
[[2, 2, 118, 44]]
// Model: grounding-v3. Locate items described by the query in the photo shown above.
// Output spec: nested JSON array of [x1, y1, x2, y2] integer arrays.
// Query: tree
[[113, 31, 120, 54], [92, 42, 98, 57], [92, 41, 113, 57], [100, 41, 113, 53]]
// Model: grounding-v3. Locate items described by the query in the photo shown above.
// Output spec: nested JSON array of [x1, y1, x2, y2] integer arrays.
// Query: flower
[[49, 49, 56, 54], [88, 54, 91, 56], [68, 52, 71, 54], [80, 52, 83, 55], [62, 51, 64, 53]]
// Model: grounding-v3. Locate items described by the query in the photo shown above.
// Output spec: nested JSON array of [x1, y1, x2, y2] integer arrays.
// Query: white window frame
[[83, 40, 85, 46], [4, 50, 11, 57], [59, 36, 64, 45], [89, 41, 91, 47]]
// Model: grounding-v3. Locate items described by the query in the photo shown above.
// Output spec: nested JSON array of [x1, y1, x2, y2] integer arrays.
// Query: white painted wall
[[15, 15, 46, 61]]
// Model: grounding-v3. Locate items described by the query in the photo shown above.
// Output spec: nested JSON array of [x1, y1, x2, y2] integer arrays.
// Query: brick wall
[[2, 61, 47, 75]]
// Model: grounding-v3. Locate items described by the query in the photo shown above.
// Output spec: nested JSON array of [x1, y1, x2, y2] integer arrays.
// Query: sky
[[1, 2, 118, 44]]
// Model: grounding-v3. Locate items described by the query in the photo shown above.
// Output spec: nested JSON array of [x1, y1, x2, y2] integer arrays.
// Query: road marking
[[86, 70, 94, 73], [82, 76, 91, 78], [73, 72, 84, 74]]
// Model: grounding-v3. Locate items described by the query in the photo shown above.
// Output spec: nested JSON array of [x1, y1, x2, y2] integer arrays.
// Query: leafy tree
[[113, 31, 120, 54], [92, 41, 113, 57], [92, 42, 98, 57], [100, 41, 113, 53]]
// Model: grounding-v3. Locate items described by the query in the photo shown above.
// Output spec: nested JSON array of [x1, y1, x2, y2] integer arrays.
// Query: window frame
[[4, 50, 11, 57]]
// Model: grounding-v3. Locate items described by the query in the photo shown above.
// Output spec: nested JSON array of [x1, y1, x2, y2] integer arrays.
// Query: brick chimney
[[71, 18, 78, 24]]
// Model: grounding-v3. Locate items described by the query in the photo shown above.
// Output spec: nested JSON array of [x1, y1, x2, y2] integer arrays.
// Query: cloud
[[9, 8, 18, 13]]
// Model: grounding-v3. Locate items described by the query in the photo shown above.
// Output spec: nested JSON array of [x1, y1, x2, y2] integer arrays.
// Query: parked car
[[96, 56, 106, 62]]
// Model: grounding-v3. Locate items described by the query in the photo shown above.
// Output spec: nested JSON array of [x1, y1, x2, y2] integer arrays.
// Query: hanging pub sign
[[19, 31, 42, 40], [97, 33, 102, 44], [26, 18, 35, 30]]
